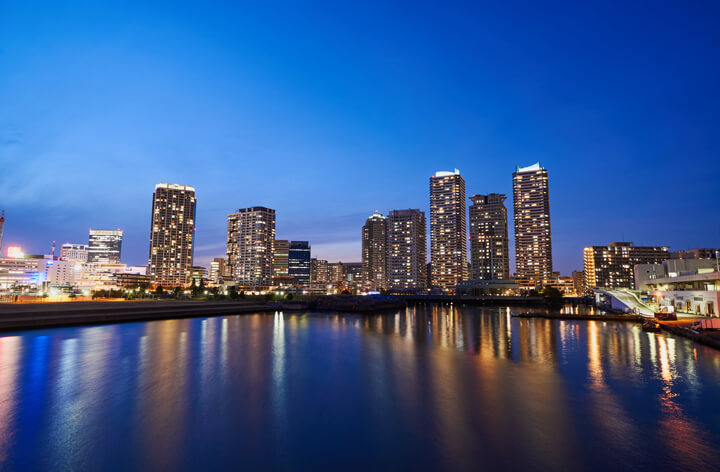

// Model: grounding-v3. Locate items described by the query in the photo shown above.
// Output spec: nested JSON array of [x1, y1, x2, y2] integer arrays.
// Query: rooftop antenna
[[52, 240, 56, 259], [0, 210, 4, 255]]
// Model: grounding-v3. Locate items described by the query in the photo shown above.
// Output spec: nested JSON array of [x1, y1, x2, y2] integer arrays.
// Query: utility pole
[[0, 210, 5, 256]]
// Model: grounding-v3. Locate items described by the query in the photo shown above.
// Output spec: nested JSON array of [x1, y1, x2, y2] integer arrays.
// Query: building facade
[[362, 212, 387, 291], [386, 209, 426, 292], [429, 170, 467, 291], [209, 258, 226, 284], [583, 242, 669, 289], [635, 259, 719, 316], [226, 207, 276, 288], [273, 240, 290, 278], [512, 163, 552, 288], [60, 243, 89, 262], [670, 248, 720, 260], [572, 270, 586, 297], [289, 241, 311, 287], [344, 262, 364, 293], [310, 258, 330, 284], [468, 193, 509, 280], [147, 183, 196, 287], [88, 229, 123, 263]]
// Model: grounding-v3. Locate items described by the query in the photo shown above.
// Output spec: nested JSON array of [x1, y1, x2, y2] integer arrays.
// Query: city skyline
[[2, 2, 719, 273]]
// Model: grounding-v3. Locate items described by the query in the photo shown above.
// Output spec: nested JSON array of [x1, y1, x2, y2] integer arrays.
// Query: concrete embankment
[[0, 297, 411, 331], [514, 312, 643, 322], [0, 300, 277, 331], [659, 322, 720, 351]]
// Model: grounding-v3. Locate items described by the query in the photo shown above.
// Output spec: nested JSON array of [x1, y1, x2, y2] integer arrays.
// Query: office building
[[362, 212, 387, 291], [190, 266, 206, 286], [430, 169, 467, 290], [273, 240, 290, 277], [513, 163, 552, 288], [148, 183, 196, 287], [386, 209, 426, 291], [583, 242, 669, 289], [226, 207, 275, 288], [60, 243, 89, 262], [88, 229, 123, 263], [289, 241, 311, 287], [209, 258, 226, 283], [469, 193, 509, 280]]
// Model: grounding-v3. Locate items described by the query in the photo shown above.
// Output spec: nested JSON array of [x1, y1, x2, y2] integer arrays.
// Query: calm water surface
[[1, 305, 720, 471]]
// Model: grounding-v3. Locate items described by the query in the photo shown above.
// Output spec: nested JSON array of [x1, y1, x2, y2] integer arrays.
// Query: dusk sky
[[1, 1, 719, 274]]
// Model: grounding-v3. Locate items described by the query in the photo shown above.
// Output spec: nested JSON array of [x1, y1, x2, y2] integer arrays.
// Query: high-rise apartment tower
[[148, 183, 196, 287], [386, 209, 427, 291], [226, 207, 276, 288], [429, 170, 467, 290], [469, 194, 509, 280], [512, 163, 552, 288]]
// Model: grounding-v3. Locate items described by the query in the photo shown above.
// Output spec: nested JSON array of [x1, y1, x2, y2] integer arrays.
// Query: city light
[[7, 246, 23, 258]]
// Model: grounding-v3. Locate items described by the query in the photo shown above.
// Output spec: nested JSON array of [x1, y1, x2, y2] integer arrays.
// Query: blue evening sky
[[1, 1, 719, 274]]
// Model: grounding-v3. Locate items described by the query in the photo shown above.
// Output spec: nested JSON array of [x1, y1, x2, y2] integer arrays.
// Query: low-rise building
[[635, 259, 719, 316], [670, 248, 720, 260], [0, 256, 50, 290], [456, 279, 519, 296]]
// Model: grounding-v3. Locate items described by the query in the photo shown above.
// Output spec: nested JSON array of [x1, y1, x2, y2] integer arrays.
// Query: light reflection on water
[[0, 305, 720, 471]]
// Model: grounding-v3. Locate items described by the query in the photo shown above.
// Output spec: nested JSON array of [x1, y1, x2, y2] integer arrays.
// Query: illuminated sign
[[7, 246, 24, 258]]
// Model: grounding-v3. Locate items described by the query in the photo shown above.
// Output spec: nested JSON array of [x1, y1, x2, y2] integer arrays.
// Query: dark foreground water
[[1, 305, 720, 471]]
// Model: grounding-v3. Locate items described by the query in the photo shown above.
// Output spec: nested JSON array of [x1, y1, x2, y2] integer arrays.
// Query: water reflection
[[0, 305, 719, 471]]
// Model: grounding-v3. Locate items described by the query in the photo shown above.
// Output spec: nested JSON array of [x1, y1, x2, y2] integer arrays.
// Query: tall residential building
[[583, 242, 669, 289], [572, 270, 586, 297], [329, 262, 346, 290], [209, 258, 226, 283], [88, 229, 123, 263], [289, 241, 311, 287], [512, 163, 552, 287], [386, 209, 426, 291], [60, 243, 89, 262], [226, 207, 276, 288], [273, 240, 290, 278], [148, 183, 196, 287], [429, 170, 467, 290], [344, 262, 364, 292], [468, 193, 510, 280], [362, 212, 387, 291], [310, 258, 330, 284]]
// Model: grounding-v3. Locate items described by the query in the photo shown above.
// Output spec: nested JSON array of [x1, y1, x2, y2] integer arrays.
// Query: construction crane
[[0, 210, 4, 256]]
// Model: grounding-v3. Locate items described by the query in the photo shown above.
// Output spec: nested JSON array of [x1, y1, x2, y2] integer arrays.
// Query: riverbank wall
[[513, 312, 642, 322], [659, 323, 720, 350], [0, 300, 278, 332]]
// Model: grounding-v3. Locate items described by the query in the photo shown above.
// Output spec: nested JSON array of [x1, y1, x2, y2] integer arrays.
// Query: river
[[0, 305, 719, 471]]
